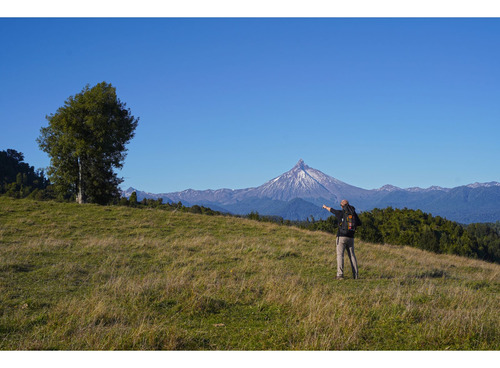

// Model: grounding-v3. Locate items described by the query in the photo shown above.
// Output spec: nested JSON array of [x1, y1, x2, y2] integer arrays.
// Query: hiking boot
[[336, 276, 344, 280]]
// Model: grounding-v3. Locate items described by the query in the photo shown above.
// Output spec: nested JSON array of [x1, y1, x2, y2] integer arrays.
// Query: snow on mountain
[[252, 159, 335, 201], [405, 185, 450, 193], [247, 159, 370, 203], [377, 184, 402, 192], [466, 182, 500, 189], [167, 188, 237, 203]]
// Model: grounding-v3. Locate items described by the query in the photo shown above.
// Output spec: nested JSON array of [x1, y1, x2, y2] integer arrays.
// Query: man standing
[[323, 200, 361, 280]]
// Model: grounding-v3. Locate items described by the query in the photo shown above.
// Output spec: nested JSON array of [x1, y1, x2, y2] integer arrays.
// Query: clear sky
[[1, 17, 500, 193]]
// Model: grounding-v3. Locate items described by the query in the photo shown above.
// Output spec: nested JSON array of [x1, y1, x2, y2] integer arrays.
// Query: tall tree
[[129, 191, 138, 206], [37, 82, 138, 204]]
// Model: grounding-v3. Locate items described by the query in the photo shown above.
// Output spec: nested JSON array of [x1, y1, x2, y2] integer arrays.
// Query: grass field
[[0, 196, 499, 350]]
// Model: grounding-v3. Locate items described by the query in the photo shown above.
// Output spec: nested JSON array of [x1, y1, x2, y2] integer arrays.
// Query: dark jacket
[[329, 205, 361, 238]]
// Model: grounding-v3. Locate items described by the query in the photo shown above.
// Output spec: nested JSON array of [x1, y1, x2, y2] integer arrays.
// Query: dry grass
[[0, 197, 499, 350]]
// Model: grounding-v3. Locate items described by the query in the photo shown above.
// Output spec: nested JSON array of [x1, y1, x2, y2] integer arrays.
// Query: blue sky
[[1, 17, 499, 193]]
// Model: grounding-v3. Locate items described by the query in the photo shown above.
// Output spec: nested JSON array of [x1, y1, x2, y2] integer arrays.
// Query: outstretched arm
[[324, 205, 343, 220]]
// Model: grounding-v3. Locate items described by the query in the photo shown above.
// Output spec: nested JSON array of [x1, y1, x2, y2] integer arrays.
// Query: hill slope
[[0, 197, 499, 350]]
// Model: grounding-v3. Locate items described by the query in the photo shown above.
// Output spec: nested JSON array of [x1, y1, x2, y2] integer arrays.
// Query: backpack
[[340, 205, 361, 235]]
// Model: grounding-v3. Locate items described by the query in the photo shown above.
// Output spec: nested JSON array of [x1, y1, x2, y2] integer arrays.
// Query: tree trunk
[[76, 157, 86, 204]]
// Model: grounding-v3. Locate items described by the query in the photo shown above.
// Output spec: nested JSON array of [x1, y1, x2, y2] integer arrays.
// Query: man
[[322, 199, 361, 280]]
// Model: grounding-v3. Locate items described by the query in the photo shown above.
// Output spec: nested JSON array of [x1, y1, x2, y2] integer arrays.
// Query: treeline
[[117, 191, 225, 216], [0, 149, 53, 200], [247, 208, 500, 264], [356, 208, 500, 263]]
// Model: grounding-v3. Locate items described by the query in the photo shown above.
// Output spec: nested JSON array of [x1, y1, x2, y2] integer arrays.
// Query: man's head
[[340, 199, 349, 208]]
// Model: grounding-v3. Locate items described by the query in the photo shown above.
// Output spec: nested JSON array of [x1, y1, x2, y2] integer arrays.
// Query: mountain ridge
[[122, 160, 500, 223]]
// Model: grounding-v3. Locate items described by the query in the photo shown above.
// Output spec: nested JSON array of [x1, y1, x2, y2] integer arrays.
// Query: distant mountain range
[[122, 159, 500, 224]]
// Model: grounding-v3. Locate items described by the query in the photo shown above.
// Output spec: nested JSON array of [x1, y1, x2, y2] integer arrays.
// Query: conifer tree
[[129, 191, 138, 206]]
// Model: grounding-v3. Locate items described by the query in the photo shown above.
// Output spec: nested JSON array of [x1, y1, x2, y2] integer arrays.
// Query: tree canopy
[[0, 149, 50, 198], [37, 82, 138, 204]]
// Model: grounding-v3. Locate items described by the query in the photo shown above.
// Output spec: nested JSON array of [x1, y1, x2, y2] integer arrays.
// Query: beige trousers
[[336, 236, 359, 279]]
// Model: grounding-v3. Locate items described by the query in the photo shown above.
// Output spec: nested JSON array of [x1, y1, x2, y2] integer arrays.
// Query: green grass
[[0, 196, 499, 350]]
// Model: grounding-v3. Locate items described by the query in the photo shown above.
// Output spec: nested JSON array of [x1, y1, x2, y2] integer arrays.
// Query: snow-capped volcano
[[254, 159, 332, 201], [253, 159, 367, 202]]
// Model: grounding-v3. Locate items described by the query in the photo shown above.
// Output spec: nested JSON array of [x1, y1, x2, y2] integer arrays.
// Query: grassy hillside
[[0, 197, 499, 350]]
